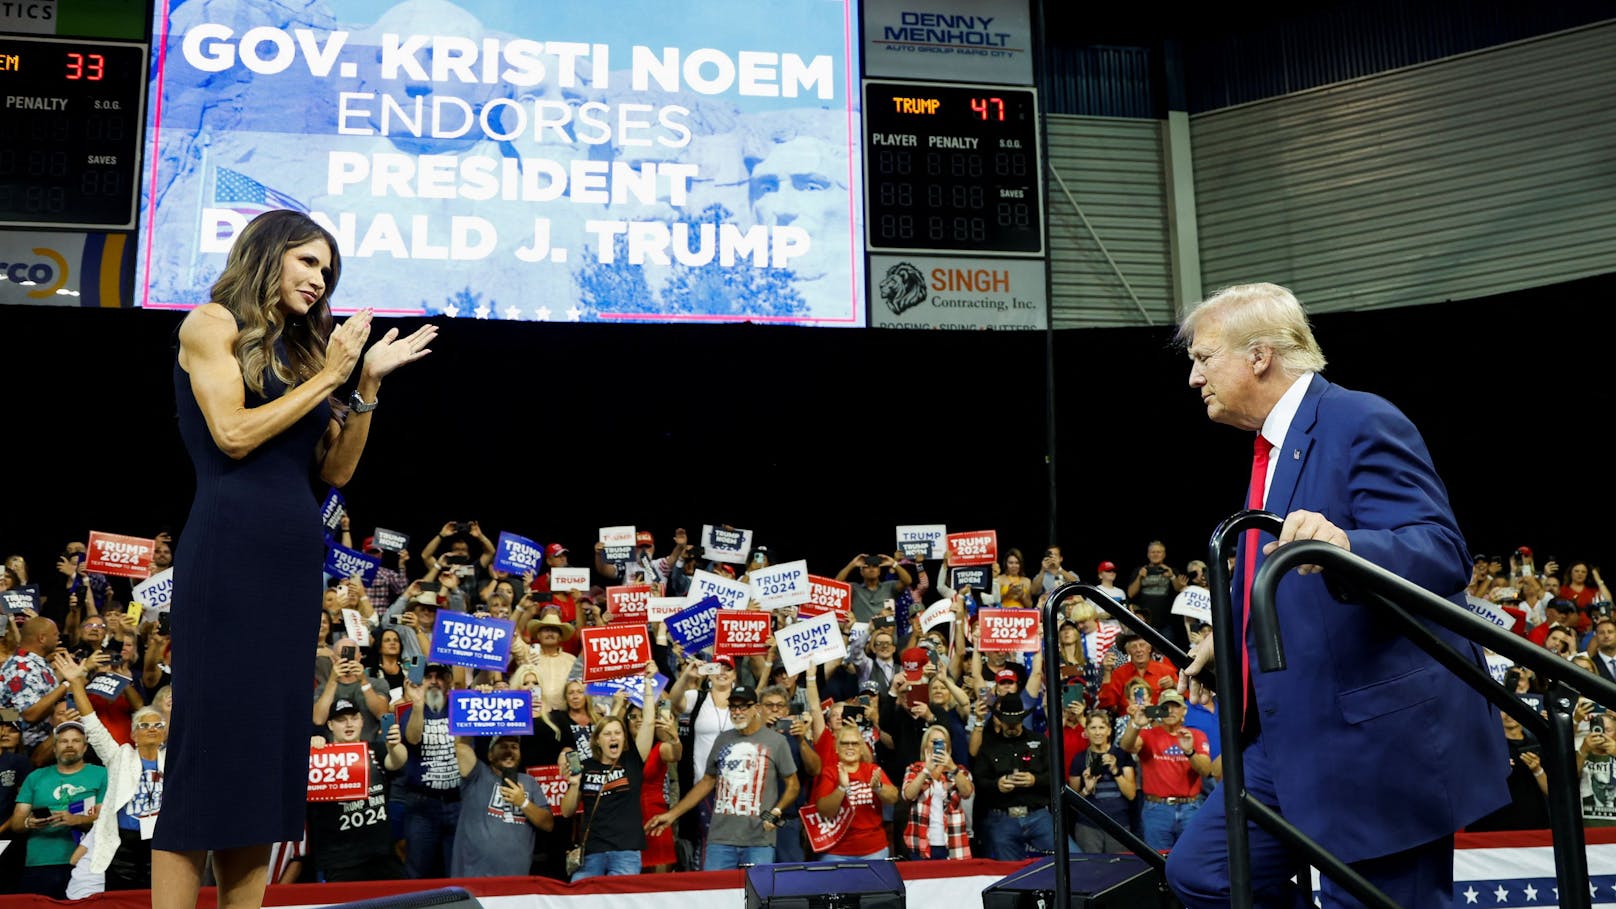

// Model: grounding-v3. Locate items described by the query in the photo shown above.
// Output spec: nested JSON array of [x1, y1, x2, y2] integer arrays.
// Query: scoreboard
[[863, 79, 1043, 258], [0, 35, 147, 230]]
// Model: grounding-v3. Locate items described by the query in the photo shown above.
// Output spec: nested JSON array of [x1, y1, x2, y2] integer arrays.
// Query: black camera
[[454, 522, 471, 533], [1142, 704, 1170, 720], [1594, 601, 1615, 620], [1502, 668, 1521, 692], [1087, 753, 1104, 776], [158, 613, 172, 636]]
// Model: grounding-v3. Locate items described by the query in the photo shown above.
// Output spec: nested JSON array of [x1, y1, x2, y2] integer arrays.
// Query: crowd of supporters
[[1, 524, 1613, 896]]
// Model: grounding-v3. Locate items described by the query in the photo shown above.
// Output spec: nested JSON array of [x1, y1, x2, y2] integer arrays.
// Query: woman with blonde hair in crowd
[[509, 664, 562, 742], [900, 723, 974, 859], [551, 679, 605, 759], [810, 713, 899, 860]]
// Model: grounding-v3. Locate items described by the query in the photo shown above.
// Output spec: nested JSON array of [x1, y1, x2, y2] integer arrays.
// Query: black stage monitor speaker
[[745, 860, 906, 909], [326, 886, 485, 909], [980, 855, 1180, 909]]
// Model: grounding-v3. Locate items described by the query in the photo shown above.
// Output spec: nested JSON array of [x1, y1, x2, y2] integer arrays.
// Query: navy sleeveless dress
[[155, 353, 330, 852]]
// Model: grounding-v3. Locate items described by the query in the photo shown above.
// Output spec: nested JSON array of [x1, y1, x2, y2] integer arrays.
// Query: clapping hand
[[360, 322, 438, 382], [324, 309, 372, 382]]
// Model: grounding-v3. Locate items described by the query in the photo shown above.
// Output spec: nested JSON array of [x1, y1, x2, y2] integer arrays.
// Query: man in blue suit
[[1164, 283, 1510, 908]]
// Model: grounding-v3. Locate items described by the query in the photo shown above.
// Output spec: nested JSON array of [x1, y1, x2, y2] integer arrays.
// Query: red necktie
[[1241, 433, 1274, 726]]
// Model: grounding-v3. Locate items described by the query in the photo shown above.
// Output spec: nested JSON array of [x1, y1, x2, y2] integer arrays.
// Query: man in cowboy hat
[[525, 612, 576, 712]]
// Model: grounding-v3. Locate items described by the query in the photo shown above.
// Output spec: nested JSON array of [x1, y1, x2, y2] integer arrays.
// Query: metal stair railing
[[1215, 509, 1616, 909]]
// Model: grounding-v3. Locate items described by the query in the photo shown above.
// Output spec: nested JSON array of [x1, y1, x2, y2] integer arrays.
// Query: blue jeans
[[821, 848, 889, 861], [704, 842, 775, 870], [774, 817, 805, 863], [978, 808, 1054, 861], [402, 792, 461, 879], [1141, 796, 1203, 852], [573, 850, 642, 879]]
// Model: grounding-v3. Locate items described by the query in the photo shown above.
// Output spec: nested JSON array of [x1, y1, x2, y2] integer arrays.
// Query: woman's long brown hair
[[210, 210, 341, 396]]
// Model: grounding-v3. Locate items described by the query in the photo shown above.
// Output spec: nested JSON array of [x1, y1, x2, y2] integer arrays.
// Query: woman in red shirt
[[628, 700, 682, 872], [811, 723, 898, 860], [1558, 562, 1611, 633]]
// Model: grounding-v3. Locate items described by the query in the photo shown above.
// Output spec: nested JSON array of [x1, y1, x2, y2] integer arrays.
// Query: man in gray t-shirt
[[645, 684, 799, 869], [837, 553, 912, 622], [448, 734, 554, 877]]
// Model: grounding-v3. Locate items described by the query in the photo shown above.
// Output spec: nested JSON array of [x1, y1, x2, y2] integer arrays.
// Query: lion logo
[[878, 262, 926, 316]]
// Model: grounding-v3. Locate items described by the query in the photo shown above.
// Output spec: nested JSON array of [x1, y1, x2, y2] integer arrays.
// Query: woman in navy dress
[[158, 210, 436, 908]]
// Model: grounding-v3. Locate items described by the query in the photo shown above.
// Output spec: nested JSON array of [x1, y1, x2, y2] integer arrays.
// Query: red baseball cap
[[546, 543, 568, 558], [995, 668, 1018, 684], [1097, 561, 1117, 573], [361, 536, 380, 553], [636, 531, 655, 547]]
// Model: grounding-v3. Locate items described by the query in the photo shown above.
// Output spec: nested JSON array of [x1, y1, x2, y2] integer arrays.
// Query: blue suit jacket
[[1240, 375, 1510, 863]]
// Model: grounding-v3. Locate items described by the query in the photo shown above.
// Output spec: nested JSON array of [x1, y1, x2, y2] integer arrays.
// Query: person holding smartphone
[[9, 718, 107, 897], [1069, 710, 1137, 853], [305, 698, 407, 881], [448, 730, 554, 878], [314, 638, 389, 742], [899, 724, 974, 859]]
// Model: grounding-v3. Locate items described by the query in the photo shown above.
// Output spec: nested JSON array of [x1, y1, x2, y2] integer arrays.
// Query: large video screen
[[137, 0, 863, 326]]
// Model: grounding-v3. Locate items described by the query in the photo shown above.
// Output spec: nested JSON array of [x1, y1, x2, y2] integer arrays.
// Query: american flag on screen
[[213, 166, 307, 235]]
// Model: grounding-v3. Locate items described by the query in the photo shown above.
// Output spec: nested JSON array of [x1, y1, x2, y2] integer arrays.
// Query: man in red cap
[[1093, 561, 1126, 608], [527, 544, 587, 655]]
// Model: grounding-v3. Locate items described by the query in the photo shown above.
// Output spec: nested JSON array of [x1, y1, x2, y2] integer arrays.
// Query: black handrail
[[1042, 583, 1192, 897], [1205, 510, 1286, 907], [1251, 540, 1616, 909]]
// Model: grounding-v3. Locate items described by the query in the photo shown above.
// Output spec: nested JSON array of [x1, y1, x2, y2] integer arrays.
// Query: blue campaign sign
[[587, 672, 668, 708], [665, 596, 721, 653], [2, 585, 40, 615], [448, 689, 534, 736], [86, 672, 132, 701], [324, 544, 380, 584], [950, 566, 989, 590], [493, 532, 544, 575], [430, 612, 516, 671], [320, 487, 346, 540]]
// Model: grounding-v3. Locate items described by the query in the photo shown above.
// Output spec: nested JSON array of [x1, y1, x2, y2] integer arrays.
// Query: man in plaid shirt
[[360, 536, 408, 611]]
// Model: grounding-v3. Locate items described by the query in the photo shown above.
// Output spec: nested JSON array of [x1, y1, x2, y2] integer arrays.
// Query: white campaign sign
[[701, 525, 755, 565], [1462, 594, 1513, 629], [1170, 587, 1213, 625], [131, 568, 174, 614], [341, 608, 371, 647], [896, 524, 948, 558], [920, 600, 954, 632], [647, 596, 693, 623], [601, 524, 636, 559], [750, 560, 811, 610], [689, 569, 752, 610], [774, 611, 846, 675], [551, 567, 590, 592]]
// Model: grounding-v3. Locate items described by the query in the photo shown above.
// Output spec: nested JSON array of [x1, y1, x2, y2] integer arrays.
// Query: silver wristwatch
[[348, 391, 378, 413]]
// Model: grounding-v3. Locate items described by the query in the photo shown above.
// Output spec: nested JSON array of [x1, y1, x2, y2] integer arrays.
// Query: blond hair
[[1177, 282, 1326, 378]]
